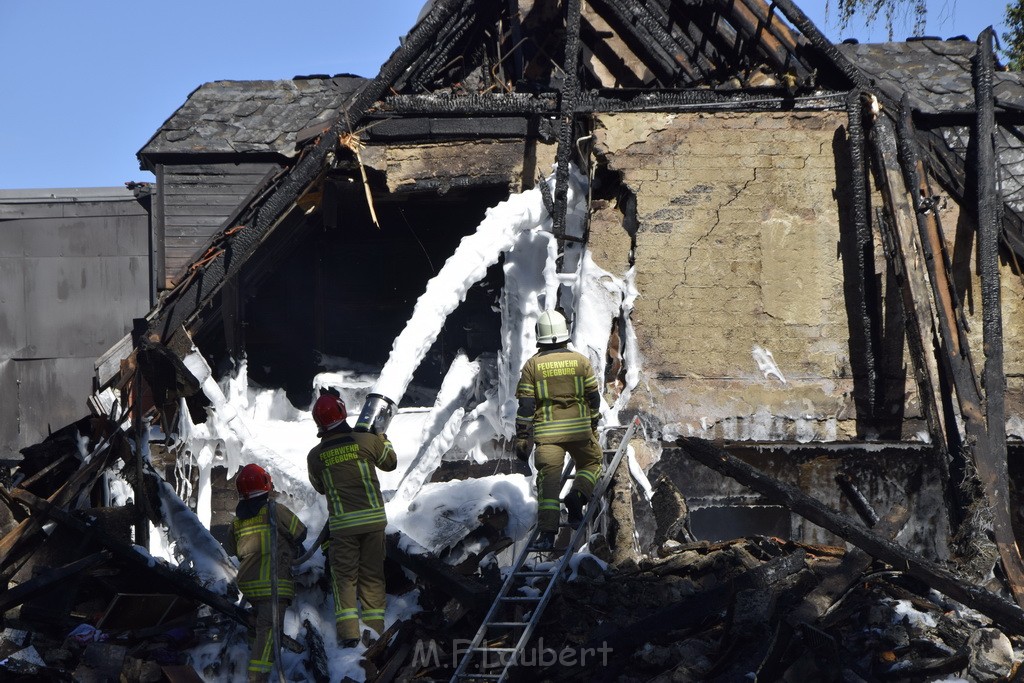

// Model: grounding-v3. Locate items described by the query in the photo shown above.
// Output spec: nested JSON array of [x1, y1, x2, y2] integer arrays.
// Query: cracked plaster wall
[[593, 111, 855, 442], [361, 140, 557, 193]]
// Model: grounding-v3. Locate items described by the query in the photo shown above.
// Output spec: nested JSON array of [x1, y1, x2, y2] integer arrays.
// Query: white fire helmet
[[536, 310, 570, 345]]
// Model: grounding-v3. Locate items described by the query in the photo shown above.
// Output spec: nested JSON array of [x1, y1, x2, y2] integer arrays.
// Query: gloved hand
[[514, 438, 533, 462], [591, 416, 600, 433]]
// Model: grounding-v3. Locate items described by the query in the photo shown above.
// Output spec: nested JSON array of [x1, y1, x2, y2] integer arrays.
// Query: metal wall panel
[[22, 255, 149, 358], [0, 359, 18, 456], [14, 357, 96, 449], [0, 220, 25, 258], [0, 190, 152, 453], [0, 256, 26, 356], [16, 212, 148, 258]]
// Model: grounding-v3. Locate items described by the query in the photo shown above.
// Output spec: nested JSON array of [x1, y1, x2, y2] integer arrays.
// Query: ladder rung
[[514, 570, 551, 577], [475, 647, 517, 653], [500, 596, 541, 601], [457, 675, 501, 681], [486, 621, 529, 627]]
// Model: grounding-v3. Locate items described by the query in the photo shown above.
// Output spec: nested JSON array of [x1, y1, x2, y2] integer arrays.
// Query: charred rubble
[[3, 414, 1024, 681], [7, 0, 1024, 682]]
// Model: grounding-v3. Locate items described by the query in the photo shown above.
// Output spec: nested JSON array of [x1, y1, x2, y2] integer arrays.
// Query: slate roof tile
[[137, 76, 366, 162]]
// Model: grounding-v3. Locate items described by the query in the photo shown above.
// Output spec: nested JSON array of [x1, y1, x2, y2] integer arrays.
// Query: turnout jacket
[[306, 425, 397, 536], [226, 496, 307, 600], [517, 347, 601, 444]]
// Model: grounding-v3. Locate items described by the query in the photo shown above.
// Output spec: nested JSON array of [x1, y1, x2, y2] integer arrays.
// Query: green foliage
[[827, 0, 928, 40], [1004, 0, 1024, 70]]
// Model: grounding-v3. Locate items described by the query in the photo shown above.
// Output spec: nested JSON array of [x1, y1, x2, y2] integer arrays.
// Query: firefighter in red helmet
[[306, 388, 397, 647], [225, 464, 307, 681]]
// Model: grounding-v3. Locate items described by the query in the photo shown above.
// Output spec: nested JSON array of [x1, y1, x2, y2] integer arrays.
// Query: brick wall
[[593, 111, 859, 442]]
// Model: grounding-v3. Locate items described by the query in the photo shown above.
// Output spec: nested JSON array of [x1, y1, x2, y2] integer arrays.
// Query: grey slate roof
[[137, 76, 367, 163], [837, 39, 1024, 115]]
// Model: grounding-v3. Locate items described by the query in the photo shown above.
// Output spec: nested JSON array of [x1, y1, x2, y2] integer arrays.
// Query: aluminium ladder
[[450, 415, 642, 682]]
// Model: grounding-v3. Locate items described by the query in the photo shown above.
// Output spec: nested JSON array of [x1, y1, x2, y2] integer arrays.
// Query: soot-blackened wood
[[588, 550, 806, 653], [0, 433, 120, 579], [676, 438, 1024, 633], [868, 112, 950, 452], [770, 0, 869, 90], [973, 28, 1024, 609], [893, 98, 978, 534], [844, 90, 879, 420], [151, 0, 468, 346], [385, 534, 492, 609], [0, 550, 109, 614], [10, 487, 249, 625], [552, 0, 584, 245]]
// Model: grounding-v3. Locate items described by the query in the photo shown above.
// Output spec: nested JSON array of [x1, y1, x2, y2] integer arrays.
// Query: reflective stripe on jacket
[[517, 348, 600, 444], [227, 500, 306, 600], [306, 428, 398, 536]]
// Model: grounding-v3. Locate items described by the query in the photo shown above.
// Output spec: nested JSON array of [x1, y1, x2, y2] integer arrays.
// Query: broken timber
[[975, 29, 1024, 610], [675, 437, 1024, 634], [385, 534, 492, 610], [8, 487, 249, 626], [867, 108, 950, 452]]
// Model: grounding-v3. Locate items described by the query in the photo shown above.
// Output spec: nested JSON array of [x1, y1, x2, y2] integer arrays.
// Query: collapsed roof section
[[137, 76, 367, 164], [137, 0, 863, 350], [838, 39, 1024, 258]]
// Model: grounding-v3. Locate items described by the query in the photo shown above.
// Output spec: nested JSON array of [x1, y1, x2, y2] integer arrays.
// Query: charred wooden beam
[[9, 487, 250, 625], [769, 0, 869, 89], [579, 17, 649, 88], [844, 90, 879, 420], [725, 0, 810, 82], [0, 551, 109, 614], [676, 438, 1024, 634], [587, 0, 695, 85], [915, 125, 1024, 262], [579, 88, 847, 112], [373, 93, 558, 116], [385, 534, 492, 609], [662, 2, 731, 81], [551, 0, 584, 243], [360, 116, 551, 141], [637, 0, 718, 79], [150, 0, 469, 345], [973, 28, 1024, 609], [866, 110, 950, 452], [0, 433, 121, 579]]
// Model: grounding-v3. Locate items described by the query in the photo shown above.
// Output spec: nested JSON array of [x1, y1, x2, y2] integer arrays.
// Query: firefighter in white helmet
[[515, 310, 602, 550]]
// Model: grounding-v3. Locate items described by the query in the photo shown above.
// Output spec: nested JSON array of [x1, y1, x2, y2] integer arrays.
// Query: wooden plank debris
[[9, 487, 249, 625], [676, 437, 1024, 634]]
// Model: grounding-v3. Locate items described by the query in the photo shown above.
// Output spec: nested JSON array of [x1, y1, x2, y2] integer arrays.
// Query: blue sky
[[0, 0, 1010, 189]]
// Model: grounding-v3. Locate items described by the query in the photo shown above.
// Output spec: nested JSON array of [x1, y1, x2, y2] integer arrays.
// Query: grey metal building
[[0, 187, 153, 455]]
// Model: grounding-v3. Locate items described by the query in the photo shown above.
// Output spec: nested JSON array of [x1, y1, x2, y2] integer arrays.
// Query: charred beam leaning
[[973, 28, 1024, 609], [149, 0, 468, 345], [552, 0, 584, 243], [10, 487, 249, 626], [844, 90, 878, 419], [866, 109, 950, 454], [677, 438, 1024, 634]]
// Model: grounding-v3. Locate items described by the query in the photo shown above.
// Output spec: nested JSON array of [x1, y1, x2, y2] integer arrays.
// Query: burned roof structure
[[8, 0, 1024, 680]]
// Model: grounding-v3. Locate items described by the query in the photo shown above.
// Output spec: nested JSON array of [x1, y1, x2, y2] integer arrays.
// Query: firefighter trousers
[[534, 433, 603, 532], [246, 597, 288, 681], [329, 528, 387, 640]]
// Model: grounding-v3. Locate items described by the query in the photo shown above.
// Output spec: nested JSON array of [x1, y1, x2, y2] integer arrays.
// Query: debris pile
[[4, 414, 1024, 681]]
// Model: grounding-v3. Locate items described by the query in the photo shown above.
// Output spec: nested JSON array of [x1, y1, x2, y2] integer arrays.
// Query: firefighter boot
[[564, 490, 586, 529], [530, 531, 556, 551]]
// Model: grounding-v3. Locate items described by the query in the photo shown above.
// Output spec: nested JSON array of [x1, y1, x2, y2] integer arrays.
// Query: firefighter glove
[[514, 438, 533, 462]]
